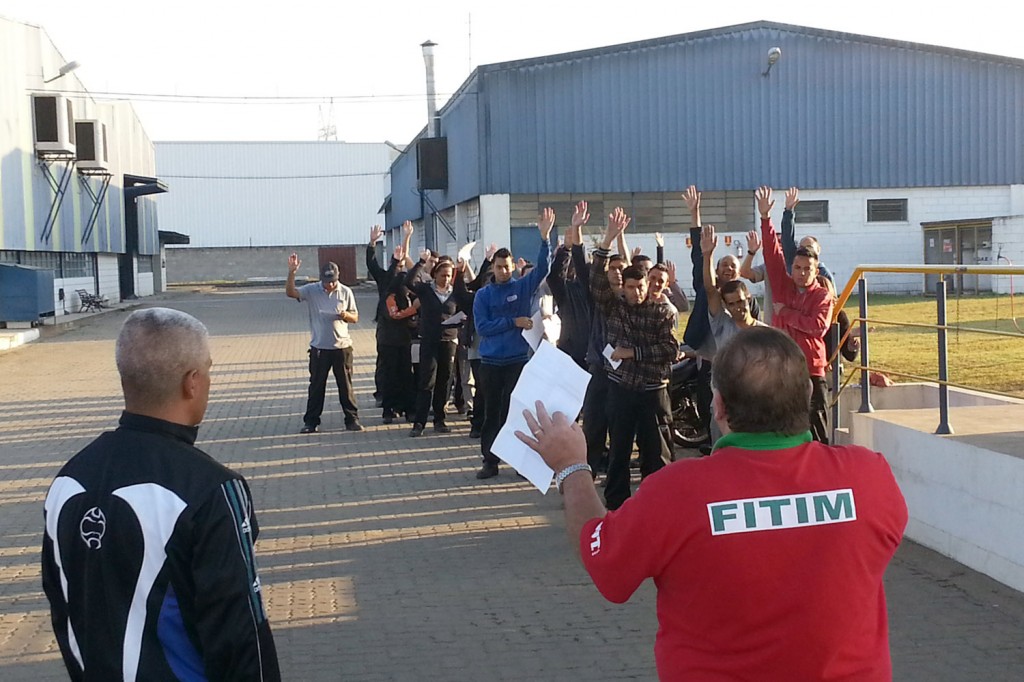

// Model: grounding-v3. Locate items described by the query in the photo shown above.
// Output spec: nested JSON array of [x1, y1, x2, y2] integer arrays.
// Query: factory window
[[867, 199, 908, 222], [794, 200, 829, 224]]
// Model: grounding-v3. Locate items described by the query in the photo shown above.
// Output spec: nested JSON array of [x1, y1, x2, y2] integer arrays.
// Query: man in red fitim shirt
[[516, 327, 907, 682]]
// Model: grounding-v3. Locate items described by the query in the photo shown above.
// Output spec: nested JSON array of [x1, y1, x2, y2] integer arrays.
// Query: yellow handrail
[[833, 264, 1024, 322]]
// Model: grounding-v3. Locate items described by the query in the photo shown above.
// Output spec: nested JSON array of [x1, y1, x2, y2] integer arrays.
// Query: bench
[[76, 289, 109, 312]]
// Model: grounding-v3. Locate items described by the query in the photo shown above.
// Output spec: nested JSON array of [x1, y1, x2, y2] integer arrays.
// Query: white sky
[[3, 0, 1021, 144]]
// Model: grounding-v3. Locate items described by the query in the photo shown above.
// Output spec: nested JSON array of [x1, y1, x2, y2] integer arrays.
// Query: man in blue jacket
[[472, 209, 554, 479]]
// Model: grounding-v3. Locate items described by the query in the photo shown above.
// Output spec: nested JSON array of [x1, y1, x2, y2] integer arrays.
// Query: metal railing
[[829, 264, 1024, 442]]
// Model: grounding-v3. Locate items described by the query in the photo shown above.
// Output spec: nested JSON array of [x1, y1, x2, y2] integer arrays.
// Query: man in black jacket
[[547, 202, 592, 369], [368, 222, 413, 405], [42, 307, 280, 681]]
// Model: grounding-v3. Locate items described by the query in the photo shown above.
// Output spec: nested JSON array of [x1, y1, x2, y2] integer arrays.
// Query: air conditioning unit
[[32, 94, 76, 156], [75, 120, 109, 172]]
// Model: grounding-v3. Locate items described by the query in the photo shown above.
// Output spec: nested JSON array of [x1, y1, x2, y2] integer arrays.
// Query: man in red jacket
[[517, 327, 907, 682], [757, 185, 834, 443]]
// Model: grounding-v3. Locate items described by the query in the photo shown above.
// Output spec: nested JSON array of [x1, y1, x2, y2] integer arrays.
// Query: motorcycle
[[669, 357, 709, 448]]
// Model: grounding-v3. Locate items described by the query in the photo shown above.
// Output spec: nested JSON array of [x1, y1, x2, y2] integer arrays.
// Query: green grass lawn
[[676, 292, 1024, 398]]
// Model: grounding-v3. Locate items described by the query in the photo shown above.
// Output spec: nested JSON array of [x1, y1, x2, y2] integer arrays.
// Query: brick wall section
[[165, 245, 372, 284]]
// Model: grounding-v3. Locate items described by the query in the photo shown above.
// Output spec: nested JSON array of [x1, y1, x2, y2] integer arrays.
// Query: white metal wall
[[155, 142, 393, 248]]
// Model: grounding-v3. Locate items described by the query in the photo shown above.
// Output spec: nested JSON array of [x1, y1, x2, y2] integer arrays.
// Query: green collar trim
[[712, 430, 813, 453]]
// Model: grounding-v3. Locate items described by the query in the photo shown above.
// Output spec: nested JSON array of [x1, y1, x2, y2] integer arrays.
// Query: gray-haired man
[[42, 308, 280, 680]]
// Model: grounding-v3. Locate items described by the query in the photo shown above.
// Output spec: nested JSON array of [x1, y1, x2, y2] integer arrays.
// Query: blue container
[[0, 263, 56, 322]]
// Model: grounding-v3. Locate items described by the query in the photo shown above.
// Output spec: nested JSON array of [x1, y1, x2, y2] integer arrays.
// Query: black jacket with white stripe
[[42, 412, 280, 681]]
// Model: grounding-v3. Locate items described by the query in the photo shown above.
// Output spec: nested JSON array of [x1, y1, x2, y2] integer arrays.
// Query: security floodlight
[[44, 60, 81, 83], [762, 48, 782, 77]]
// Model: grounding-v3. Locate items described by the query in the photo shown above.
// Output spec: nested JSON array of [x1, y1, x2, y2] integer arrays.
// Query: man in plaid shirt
[[591, 208, 679, 510]]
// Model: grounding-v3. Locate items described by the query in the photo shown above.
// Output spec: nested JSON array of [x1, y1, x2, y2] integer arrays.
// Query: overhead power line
[[48, 88, 470, 105], [161, 171, 389, 180]]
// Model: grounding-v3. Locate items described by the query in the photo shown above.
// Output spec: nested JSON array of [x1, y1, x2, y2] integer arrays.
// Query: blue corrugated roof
[[387, 20, 1024, 227]]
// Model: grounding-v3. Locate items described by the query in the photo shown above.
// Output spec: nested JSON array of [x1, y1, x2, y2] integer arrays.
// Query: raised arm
[[590, 208, 630, 310], [739, 230, 762, 282], [665, 261, 690, 312], [520, 208, 554, 296], [401, 221, 415, 270], [757, 186, 790, 301], [683, 185, 705, 292], [468, 243, 496, 291], [701, 226, 723, 316], [285, 253, 302, 300], [655, 232, 665, 265], [366, 225, 387, 283], [781, 187, 799, 272]]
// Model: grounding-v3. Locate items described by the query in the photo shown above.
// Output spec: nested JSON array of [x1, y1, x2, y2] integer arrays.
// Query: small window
[[867, 199, 908, 222], [794, 200, 828, 224]]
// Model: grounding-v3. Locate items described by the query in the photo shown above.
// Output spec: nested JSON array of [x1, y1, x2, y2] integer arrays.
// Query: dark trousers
[[810, 376, 830, 444], [374, 338, 384, 399], [582, 363, 611, 472], [469, 358, 485, 430], [479, 361, 525, 465], [303, 346, 359, 427], [695, 358, 713, 440], [379, 344, 413, 416], [604, 382, 673, 510], [414, 340, 458, 426]]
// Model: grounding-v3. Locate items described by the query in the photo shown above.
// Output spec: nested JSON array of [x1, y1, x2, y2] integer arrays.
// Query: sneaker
[[469, 427, 482, 439], [434, 422, 452, 434], [346, 421, 365, 432], [410, 424, 424, 437], [300, 424, 318, 434], [475, 463, 499, 479]]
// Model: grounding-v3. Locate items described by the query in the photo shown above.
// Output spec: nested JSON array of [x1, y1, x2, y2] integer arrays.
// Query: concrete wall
[[57, 276, 99, 313], [842, 383, 1024, 592], [850, 410, 1024, 593], [165, 245, 370, 284], [97, 254, 119, 303]]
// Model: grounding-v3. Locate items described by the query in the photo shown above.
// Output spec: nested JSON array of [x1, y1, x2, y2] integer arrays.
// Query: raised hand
[[419, 248, 432, 263], [538, 207, 556, 240], [517, 257, 528, 271], [666, 260, 677, 285], [288, 253, 301, 273], [755, 186, 775, 218], [606, 207, 631, 240], [402, 221, 414, 238], [393, 245, 405, 262], [631, 246, 643, 260], [700, 225, 718, 254], [655, 232, 664, 248], [571, 201, 590, 228], [485, 243, 498, 260], [785, 187, 800, 211], [683, 185, 701, 215], [746, 230, 761, 253], [370, 225, 385, 244]]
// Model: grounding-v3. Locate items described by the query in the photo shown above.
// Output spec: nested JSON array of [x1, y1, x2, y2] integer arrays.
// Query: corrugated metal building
[[386, 20, 1024, 294], [0, 14, 167, 319], [156, 142, 396, 284]]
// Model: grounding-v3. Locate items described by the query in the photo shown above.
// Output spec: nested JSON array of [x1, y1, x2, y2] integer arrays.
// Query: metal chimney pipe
[[421, 40, 439, 137]]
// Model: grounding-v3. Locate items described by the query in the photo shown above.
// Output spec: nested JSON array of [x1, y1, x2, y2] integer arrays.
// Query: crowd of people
[[41, 185, 905, 681], [292, 185, 859, 508]]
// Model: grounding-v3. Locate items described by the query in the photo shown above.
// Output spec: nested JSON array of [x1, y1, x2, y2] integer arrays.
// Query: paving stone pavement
[[0, 286, 1022, 681]]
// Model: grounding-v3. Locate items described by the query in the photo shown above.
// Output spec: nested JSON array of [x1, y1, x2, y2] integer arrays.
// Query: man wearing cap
[[286, 254, 363, 433]]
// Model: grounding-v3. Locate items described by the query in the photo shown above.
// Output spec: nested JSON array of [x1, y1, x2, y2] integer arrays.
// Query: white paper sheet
[[521, 310, 545, 350], [603, 343, 622, 369], [457, 241, 477, 264], [441, 310, 467, 327], [491, 341, 592, 493]]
